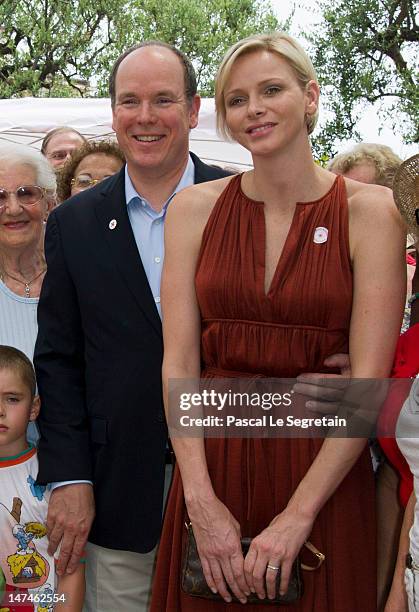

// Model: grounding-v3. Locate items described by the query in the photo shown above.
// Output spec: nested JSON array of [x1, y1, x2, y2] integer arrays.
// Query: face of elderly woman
[[339, 163, 377, 185], [70, 153, 124, 196], [0, 163, 50, 252]]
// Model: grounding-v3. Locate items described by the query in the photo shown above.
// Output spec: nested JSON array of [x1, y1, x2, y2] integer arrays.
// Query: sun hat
[[393, 154, 419, 240]]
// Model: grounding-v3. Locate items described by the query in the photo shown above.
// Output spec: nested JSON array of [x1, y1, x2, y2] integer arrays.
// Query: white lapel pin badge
[[109, 219, 117, 230], [313, 227, 328, 244]]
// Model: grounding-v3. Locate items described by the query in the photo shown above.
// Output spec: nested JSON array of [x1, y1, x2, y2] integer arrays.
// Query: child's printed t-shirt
[[0, 446, 58, 612]]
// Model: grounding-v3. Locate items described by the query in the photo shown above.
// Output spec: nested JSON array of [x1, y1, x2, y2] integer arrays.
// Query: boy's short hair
[[0, 346, 36, 398]]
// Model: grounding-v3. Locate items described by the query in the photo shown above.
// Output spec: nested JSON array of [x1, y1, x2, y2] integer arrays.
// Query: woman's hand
[[244, 508, 314, 600], [187, 495, 250, 603]]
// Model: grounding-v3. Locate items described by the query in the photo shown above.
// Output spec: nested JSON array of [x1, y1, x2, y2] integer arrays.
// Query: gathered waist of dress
[[204, 366, 266, 378], [202, 317, 343, 333]]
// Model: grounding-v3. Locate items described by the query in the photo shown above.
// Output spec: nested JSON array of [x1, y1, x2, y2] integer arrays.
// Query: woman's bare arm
[[161, 177, 250, 603]]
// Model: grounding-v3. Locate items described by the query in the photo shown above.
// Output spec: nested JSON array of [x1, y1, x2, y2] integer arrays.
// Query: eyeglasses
[[0, 185, 46, 211], [70, 176, 107, 190]]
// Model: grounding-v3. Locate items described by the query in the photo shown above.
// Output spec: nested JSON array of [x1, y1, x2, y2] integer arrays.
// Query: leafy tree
[[0, 0, 280, 99], [103, 0, 280, 96], [306, 0, 418, 156], [0, 0, 120, 97]]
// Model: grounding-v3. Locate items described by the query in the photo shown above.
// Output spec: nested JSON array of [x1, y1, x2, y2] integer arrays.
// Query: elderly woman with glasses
[[0, 143, 56, 441], [56, 140, 125, 203]]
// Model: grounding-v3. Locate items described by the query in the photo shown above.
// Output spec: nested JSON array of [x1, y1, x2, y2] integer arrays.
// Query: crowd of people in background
[[0, 30, 418, 612]]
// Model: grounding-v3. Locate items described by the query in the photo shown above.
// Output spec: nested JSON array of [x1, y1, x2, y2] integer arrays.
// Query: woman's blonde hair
[[327, 143, 403, 188], [215, 32, 319, 140]]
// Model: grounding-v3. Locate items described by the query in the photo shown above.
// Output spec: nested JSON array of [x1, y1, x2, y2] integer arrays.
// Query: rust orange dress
[[151, 174, 376, 611]]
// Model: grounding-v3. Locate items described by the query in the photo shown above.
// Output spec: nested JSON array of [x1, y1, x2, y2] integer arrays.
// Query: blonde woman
[[151, 33, 405, 611]]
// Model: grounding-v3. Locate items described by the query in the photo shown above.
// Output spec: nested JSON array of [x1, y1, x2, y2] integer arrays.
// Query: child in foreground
[[0, 346, 84, 611]]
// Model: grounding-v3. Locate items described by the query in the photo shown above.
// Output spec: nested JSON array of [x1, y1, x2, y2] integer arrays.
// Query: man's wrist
[[50, 480, 93, 491]]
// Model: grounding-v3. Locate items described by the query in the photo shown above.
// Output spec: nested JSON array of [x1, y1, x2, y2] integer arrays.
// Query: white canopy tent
[[0, 97, 253, 170]]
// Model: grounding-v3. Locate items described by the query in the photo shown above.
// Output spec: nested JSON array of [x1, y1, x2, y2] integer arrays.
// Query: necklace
[[0, 268, 46, 298]]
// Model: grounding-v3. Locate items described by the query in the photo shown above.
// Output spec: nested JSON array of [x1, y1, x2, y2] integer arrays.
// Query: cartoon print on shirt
[[37, 583, 54, 612], [26, 476, 48, 503], [0, 498, 50, 589], [1, 453, 59, 612]]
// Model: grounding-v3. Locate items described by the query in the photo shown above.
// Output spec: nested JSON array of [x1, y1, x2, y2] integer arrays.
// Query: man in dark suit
[[34, 41, 230, 610]]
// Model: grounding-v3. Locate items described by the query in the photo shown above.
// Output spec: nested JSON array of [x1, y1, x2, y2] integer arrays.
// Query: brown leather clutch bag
[[181, 523, 304, 605]]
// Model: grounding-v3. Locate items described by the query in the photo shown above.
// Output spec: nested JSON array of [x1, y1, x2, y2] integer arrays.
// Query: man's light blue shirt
[[50, 155, 195, 490], [125, 155, 195, 317]]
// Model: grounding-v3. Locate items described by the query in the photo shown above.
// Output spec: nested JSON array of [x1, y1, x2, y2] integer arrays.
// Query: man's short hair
[[41, 127, 87, 155], [0, 346, 36, 398], [109, 41, 197, 108]]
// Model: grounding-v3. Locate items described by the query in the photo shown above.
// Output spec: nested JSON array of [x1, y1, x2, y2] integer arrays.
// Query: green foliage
[[306, 0, 418, 155], [0, 0, 280, 99], [0, 0, 120, 97], [105, 0, 279, 96]]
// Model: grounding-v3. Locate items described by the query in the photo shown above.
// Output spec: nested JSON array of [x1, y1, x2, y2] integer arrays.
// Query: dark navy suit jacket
[[34, 154, 230, 552]]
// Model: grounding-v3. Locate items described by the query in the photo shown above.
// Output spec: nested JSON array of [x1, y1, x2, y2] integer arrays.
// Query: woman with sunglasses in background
[[56, 140, 125, 204]]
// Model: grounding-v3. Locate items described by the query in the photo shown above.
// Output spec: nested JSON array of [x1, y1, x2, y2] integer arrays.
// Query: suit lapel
[[190, 151, 231, 184], [191, 152, 212, 184], [94, 169, 162, 337]]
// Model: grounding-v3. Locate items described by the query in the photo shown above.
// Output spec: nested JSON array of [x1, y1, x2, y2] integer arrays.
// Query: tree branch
[[387, 0, 403, 25], [399, 26, 419, 41], [393, 0, 409, 27], [384, 43, 414, 83], [84, 12, 106, 43], [58, 67, 85, 96], [364, 91, 405, 101]]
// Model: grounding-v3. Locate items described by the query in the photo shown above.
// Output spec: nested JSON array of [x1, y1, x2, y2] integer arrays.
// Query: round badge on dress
[[109, 219, 117, 230], [313, 226, 328, 244]]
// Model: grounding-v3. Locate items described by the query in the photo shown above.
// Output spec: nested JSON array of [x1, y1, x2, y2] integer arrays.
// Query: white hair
[[0, 143, 56, 196]]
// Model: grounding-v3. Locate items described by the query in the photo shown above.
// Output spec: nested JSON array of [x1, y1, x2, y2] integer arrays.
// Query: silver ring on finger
[[266, 563, 280, 572]]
